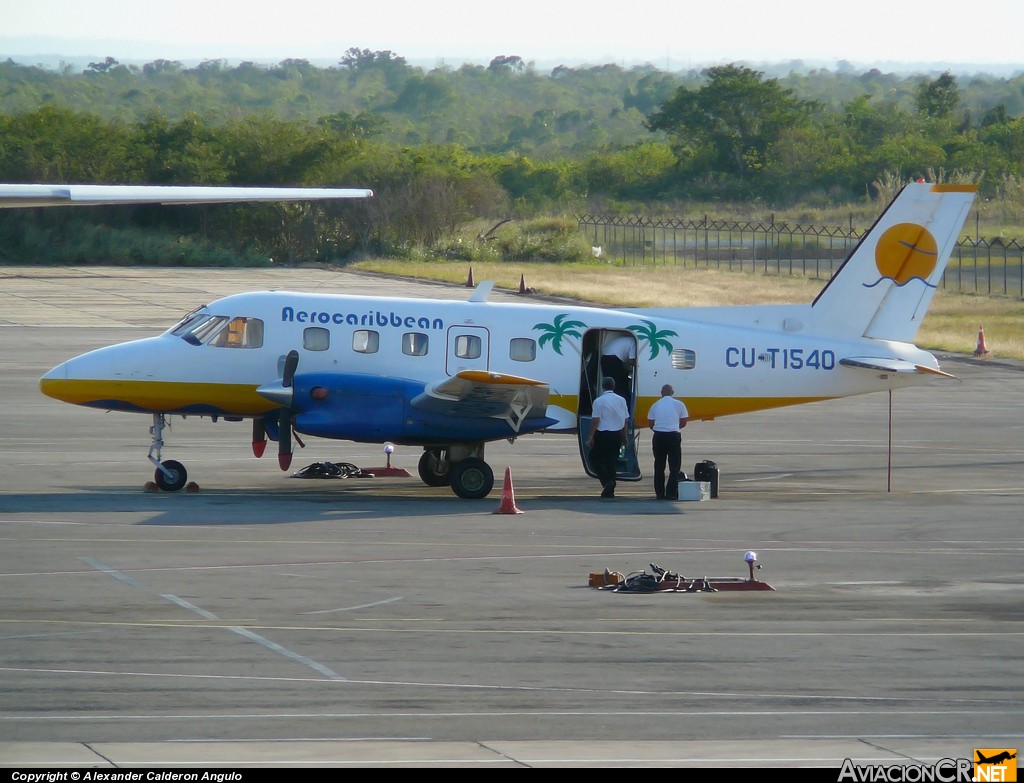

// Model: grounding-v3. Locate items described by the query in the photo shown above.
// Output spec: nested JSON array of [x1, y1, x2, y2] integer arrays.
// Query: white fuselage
[[40, 288, 939, 428]]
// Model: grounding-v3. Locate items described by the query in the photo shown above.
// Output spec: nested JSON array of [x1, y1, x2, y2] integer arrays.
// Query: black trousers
[[652, 430, 682, 499], [590, 430, 622, 496]]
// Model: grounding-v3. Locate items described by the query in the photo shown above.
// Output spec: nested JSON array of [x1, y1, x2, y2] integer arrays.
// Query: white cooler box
[[677, 480, 710, 501]]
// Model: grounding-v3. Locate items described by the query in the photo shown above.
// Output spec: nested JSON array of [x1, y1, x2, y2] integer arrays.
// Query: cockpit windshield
[[172, 314, 264, 348]]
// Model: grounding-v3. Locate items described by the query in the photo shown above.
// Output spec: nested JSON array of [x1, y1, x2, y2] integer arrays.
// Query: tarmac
[[0, 266, 1021, 769]]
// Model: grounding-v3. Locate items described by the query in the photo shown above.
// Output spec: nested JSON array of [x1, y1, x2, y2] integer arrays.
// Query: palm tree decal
[[629, 320, 677, 359], [533, 313, 587, 355]]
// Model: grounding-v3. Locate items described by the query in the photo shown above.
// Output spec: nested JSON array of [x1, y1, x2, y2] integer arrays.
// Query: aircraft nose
[[39, 359, 72, 401]]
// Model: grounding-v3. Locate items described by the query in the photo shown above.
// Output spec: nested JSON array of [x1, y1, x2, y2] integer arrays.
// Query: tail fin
[[811, 183, 976, 342]]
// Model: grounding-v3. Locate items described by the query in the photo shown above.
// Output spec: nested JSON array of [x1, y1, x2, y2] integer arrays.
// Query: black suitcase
[[693, 460, 719, 499]]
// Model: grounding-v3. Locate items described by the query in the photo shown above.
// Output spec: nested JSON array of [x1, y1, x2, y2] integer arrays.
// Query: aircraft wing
[[0, 184, 373, 208], [411, 370, 552, 434], [840, 357, 957, 379]]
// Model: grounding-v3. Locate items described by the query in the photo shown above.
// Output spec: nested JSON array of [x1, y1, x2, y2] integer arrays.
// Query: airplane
[[976, 751, 1017, 765], [18, 180, 977, 498]]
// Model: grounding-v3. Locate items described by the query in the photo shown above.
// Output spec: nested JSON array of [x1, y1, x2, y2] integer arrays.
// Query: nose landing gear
[[148, 413, 188, 491]]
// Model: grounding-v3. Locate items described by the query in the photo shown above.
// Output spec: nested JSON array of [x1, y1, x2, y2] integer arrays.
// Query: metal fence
[[577, 214, 1024, 299]]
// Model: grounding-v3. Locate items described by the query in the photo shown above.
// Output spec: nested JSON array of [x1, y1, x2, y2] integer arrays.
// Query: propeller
[[278, 350, 299, 470], [254, 350, 301, 470]]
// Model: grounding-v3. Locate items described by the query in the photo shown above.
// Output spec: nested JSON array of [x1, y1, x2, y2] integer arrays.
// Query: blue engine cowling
[[288, 372, 556, 445]]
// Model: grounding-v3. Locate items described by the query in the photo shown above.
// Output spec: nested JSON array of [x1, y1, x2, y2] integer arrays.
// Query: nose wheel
[[154, 459, 188, 492], [147, 413, 189, 492]]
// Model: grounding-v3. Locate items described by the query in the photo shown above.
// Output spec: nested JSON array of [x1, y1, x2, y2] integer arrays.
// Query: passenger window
[[402, 332, 429, 356], [303, 327, 330, 351], [671, 348, 696, 370], [454, 334, 482, 360], [352, 330, 379, 354], [509, 338, 536, 362]]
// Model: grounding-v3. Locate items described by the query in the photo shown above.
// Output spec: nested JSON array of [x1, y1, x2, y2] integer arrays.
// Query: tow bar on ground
[[590, 552, 774, 592]]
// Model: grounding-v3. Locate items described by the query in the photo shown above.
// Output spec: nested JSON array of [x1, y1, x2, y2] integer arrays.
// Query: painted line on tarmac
[[156, 593, 347, 682], [1, 665, 1021, 707], [81, 557, 347, 682], [0, 697, 1020, 719], [79, 556, 151, 590], [2, 617, 1020, 636], [303, 596, 405, 615]]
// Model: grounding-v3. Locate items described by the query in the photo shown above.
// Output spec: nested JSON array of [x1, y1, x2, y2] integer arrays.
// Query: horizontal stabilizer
[[0, 184, 373, 208], [411, 371, 551, 433], [840, 357, 957, 379]]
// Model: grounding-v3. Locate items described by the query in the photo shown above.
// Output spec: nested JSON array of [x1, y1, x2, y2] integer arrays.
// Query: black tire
[[450, 457, 494, 499], [154, 459, 187, 492], [418, 449, 451, 486]]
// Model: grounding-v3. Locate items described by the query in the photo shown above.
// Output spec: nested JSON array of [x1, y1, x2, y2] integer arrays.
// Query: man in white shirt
[[587, 377, 630, 498], [647, 384, 689, 500], [600, 333, 636, 404]]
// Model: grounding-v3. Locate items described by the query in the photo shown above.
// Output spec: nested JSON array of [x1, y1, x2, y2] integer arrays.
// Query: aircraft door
[[576, 328, 641, 482], [445, 326, 490, 376]]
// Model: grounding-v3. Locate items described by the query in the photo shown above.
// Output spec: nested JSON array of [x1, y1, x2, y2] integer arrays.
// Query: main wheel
[[418, 449, 451, 486], [154, 459, 187, 492], [449, 457, 494, 499]]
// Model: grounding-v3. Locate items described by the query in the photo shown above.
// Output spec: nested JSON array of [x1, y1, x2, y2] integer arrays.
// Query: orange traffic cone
[[973, 325, 990, 358], [493, 466, 524, 514], [465, 266, 475, 287]]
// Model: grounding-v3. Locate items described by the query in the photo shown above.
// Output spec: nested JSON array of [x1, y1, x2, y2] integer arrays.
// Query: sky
[[3, 0, 1023, 72]]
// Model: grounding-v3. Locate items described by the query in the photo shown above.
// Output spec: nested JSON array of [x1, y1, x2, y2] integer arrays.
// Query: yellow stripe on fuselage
[[39, 378, 275, 415], [550, 394, 835, 423], [40, 378, 834, 422]]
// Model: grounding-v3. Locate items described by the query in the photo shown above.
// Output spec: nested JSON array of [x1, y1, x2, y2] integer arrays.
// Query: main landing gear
[[148, 413, 188, 491], [418, 444, 495, 499], [143, 414, 498, 499]]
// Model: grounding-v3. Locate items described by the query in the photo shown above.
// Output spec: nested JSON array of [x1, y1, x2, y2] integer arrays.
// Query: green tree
[[339, 48, 412, 92], [646, 64, 813, 192], [584, 141, 675, 199], [915, 71, 960, 120], [132, 112, 229, 184], [488, 55, 526, 74], [392, 73, 456, 115], [623, 71, 679, 115], [0, 106, 136, 182]]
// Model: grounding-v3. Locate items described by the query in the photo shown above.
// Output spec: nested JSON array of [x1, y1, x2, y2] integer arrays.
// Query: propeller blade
[[278, 409, 292, 471], [282, 350, 299, 388], [252, 418, 267, 458]]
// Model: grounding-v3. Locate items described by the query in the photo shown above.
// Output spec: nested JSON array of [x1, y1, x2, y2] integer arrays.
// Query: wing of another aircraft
[[0, 184, 373, 208], [412, 370, 552, 433]]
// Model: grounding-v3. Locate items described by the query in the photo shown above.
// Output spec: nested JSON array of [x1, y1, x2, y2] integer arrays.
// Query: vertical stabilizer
[[811, 183, 976, 341]]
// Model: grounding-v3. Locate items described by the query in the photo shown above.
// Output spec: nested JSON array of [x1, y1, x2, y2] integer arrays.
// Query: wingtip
[[914, 364, 959, 380]]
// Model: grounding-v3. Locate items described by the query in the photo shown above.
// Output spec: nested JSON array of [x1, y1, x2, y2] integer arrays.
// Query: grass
[[352, 259, 1024, 361]]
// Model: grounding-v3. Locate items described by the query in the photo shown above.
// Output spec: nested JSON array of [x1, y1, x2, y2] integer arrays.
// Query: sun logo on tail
[[866, 223, 940, 288]]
